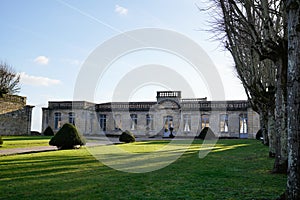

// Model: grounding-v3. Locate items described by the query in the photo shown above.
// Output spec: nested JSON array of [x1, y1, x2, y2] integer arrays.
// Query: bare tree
[[204, 0, 300, 196], [202, 1, 277, 150], [0, 62, 20, 96], [286, 0, 300, 199], [206, 0, 288, 173]]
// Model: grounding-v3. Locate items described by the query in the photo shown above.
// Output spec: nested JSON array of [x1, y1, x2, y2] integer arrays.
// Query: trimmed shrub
[[49, 123, 86, 149], [256, 129, 263, 140], [0, 136, 3, 146], [119, 130, 135, 143], [31, 131, 41, 136], [196, 127, 217, 140], [43, 126, 54, 136]]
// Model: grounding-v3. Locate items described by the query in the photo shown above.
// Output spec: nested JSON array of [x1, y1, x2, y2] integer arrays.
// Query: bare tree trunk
[[260, 109, 269, 145], [268, 108, 276, 157], [273, 57, 288, 174], [287, 0, 300, 199]]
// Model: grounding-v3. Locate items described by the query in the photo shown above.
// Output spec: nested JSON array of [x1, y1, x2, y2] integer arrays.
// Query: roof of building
[[43, 91, 250, 112]]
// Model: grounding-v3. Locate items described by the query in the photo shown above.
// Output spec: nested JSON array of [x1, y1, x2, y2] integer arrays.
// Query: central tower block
[[156, 91, 181, 104]]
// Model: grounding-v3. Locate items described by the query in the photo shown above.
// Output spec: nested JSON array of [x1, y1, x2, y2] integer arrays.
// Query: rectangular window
[[90, 113, 94, 133], [54, 112, 62, 130], [99, 114, 106, 131], [183, 114, 191, 132], [220, 114, 229, 133], [68, 112, 75, 125], [146, 114, 153, 130], [114, 114, 121, 130], [201, 114, 209, 129], [239, 113, 248, 134], [130, 114, 138, 130]]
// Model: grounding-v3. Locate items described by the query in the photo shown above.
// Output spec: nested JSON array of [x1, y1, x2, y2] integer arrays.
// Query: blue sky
[[0, 0, 246, 131]]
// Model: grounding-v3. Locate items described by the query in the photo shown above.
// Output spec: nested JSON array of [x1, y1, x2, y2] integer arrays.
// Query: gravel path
[[0, 146, 57, 156]]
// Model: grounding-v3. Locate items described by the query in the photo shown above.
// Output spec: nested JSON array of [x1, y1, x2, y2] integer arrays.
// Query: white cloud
[[34, 56, 49, 65], [19, 72, 61, 87], [115, 5, 128, 16]]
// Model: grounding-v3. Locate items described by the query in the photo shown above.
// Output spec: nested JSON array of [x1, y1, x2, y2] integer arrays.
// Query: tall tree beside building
[[286, 0, 300, 198], [0, 62, 20, 96], [208, 0, 288, 173]]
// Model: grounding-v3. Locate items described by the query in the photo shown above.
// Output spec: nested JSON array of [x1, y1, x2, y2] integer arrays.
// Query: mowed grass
[[0, 136, 52, 149], [0, 139, 286, 200]]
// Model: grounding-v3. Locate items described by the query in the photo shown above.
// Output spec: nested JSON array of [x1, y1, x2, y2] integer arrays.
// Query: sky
[[0, 0, 247, 131]]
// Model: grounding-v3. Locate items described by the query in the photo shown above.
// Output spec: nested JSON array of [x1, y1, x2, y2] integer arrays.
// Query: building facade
[[42, 101, 98, 135], [42, 91, 260, 138]]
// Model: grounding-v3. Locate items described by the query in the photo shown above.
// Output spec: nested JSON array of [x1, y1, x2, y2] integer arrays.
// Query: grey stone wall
[[0, 94, 26, 114], [42, 109, 101, 135], [42, 101, 100, 135], [0, 95, 33, 135]]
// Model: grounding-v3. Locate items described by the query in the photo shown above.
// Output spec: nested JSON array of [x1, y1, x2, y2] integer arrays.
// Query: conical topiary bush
[[196, 127, 217, 140], [119, 130, 136, 143], [43, 126, 54, 136], [49, 123, 86, 149], [256, 129, 263, 140]]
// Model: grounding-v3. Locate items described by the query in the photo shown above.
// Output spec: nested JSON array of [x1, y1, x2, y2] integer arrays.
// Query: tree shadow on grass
[[0, 140, 285, 200], [87, 140, 253, 173]]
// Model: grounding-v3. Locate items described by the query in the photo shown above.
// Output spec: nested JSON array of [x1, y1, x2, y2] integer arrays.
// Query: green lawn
[[0, 136, 52, 149], [0, 139, 286, 200]]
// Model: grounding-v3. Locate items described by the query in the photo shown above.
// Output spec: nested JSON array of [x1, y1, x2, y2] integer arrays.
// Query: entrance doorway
[[163, 115, 173, 130], [163, 115, 173, 137]]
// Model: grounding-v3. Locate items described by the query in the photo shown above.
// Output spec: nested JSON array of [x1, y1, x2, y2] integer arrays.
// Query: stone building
[[42, 101, 98, 135], [42, 91, 260, 138], [0, 94, 34, 135]]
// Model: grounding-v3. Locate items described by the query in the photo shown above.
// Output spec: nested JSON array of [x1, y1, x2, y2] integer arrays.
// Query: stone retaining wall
[[0, 94, 26, 114], [0, 94, 33, 135]]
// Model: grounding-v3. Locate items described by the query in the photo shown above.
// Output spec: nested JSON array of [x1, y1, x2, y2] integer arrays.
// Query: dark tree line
[[202, 0, 300, 198]]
